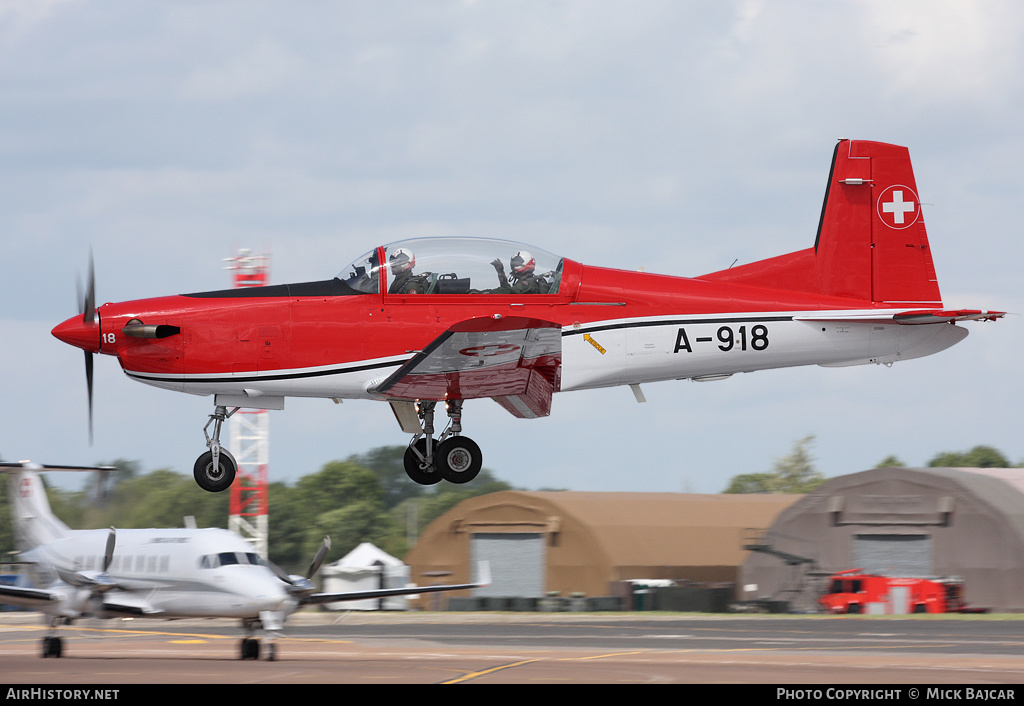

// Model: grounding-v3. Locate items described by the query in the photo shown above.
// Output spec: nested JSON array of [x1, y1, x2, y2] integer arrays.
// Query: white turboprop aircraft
[[0, 462, 489, 660]]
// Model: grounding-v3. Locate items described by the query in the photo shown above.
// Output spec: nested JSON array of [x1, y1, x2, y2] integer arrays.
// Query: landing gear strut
[[402, 400, 482, 486], [194, 405, 239, 492], [240, 617, 277, 660]]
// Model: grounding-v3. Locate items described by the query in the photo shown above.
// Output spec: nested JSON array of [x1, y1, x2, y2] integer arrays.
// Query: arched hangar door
[[852, 534, 933, 576], [471, 533, 546, 597]]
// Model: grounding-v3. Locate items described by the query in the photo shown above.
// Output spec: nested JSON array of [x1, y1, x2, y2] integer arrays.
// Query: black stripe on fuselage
[[562, 315, 794, 337], [125, 358, 407, 386]]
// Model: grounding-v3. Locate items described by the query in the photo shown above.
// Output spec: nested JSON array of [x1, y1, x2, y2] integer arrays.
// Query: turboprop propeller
[[55, 252, 99, 443], [270, 536, 331, 593]]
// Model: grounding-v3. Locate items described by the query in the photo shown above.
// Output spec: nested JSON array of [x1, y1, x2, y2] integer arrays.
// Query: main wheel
[[403, 439, 443, 485], [42, 636, 63, 658], [437, 437, 482, 484], [194, 449, 237, 492], [240, 637, 260, 660]]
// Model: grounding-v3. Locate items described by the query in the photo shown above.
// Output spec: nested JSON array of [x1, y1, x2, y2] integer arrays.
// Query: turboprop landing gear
[[240, 637, 260, 660], [42, 635, 63, 658], [194, 405, 239, 492], [402, 400, 482, 486], [41, 618, 66, 658], [437, 436, 482, 483], [240, 617, 278, 660]]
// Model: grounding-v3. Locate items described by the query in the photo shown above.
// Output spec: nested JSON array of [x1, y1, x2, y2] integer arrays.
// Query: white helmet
[[510, 250, 535, 275], [389, 248, 415, 274]]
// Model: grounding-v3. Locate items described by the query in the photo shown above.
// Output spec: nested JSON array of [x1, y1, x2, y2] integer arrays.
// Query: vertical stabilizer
[[6, 467, 71, 551], [815, 140, 941, 306]]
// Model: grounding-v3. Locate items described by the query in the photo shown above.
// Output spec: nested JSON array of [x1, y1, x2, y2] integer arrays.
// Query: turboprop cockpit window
[[381, 237, 563, 295], [337, 248, 382, 294]]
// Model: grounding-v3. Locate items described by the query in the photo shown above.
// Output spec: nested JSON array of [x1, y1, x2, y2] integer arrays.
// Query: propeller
[[270, 536, 331, 593], [75, 253, 97, 444], [306, 536, 331, 580], [102, 527, 116, 573]]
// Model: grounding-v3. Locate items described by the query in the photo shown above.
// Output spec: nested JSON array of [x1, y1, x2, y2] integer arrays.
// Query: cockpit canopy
[[337, 237, 563, 295]]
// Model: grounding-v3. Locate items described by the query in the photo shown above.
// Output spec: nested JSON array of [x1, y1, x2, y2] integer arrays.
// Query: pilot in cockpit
[[388, 248, 429, 294], [490, 250, 548, 294]]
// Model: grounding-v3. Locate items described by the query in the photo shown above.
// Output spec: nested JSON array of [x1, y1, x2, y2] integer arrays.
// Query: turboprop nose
[[52, 313, 101, 353]]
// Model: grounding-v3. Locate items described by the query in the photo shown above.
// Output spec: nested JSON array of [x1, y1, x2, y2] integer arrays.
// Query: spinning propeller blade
[[103, 527, 116, 573], [73, 253, 97, 443], [307, 536, 331, 579]]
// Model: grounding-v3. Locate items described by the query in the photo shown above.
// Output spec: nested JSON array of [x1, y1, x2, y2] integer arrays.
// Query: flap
[[372, 316, 561, 418]]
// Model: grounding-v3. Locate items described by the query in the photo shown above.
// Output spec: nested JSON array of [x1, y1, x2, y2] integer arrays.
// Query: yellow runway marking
[[443, 659, 543, 684]]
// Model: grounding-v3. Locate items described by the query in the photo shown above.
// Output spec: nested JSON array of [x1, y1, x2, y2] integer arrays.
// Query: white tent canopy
[[321, 543, 411, 611]]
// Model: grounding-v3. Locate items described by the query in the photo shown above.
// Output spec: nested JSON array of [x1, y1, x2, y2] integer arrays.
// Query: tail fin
[[814, 140, 941, 305], [5, 466, 71, 551], [701, 140, 942, 307]]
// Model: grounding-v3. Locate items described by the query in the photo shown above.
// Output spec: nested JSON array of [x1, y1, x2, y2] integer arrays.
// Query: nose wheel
[[194, 404, 239, 492], [194, 448, 237, 493]]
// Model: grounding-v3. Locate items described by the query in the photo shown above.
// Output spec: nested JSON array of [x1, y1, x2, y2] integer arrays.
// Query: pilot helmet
[[510, 250, 535, 275], [389, 248, 415, 274]]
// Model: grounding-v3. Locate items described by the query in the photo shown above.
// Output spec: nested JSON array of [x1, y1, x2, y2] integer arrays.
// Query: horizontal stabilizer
[[795, 309, 1006, 325]]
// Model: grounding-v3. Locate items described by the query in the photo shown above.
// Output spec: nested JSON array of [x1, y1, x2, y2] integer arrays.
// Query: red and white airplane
[[52, 140, 1004, 492]]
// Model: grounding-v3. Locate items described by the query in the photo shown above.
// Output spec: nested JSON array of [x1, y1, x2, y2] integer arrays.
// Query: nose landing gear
[[193, 405, 239, 493]]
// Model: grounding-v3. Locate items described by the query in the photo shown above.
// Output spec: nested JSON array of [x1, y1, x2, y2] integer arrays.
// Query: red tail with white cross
[[814, 139, 941, 306]]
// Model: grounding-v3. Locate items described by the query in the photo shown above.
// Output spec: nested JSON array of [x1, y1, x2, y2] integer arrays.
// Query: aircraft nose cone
[[52, 313, 101, 353]]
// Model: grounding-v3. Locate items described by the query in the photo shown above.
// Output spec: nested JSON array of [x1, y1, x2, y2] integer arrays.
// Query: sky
[[1, 0, 1021, 496]]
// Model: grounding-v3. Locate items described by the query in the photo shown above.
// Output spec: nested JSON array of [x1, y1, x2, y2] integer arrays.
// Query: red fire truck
[[820, 569, 971, 614]]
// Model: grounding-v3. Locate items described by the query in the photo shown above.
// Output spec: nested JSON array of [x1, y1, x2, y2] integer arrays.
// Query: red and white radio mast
[[224, 248, 271, 558]]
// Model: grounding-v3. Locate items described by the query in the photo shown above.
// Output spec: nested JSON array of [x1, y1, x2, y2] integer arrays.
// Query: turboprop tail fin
[[2, 463, 115, 551], [814, 139, 940, 305], [700, 140, 942, 307]]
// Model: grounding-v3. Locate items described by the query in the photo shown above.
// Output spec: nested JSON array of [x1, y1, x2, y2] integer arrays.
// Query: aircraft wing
[[795, 309, 1006, 325], [0, 462, 118, 473], [372, 317, 561, 419], [300, 561, 491, 607], [0, 583, 61, 610]]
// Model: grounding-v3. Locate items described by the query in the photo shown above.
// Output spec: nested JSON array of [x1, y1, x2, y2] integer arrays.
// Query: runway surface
[[1, 611, 1021, 685]]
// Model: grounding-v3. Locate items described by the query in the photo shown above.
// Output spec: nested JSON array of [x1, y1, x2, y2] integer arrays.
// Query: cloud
[[180, 38, 305, 102]]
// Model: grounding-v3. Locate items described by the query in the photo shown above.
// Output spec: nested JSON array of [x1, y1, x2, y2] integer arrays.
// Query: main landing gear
[[194, 405, 239, 493], [41, 617, 67, 658], [403, 400, 483, 486]]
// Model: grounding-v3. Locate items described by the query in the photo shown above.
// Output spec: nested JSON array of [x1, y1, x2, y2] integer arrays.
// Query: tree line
[[0, 447, 512, 574], [2, 442, 1018, 572], [722, 437, 1022, 494]]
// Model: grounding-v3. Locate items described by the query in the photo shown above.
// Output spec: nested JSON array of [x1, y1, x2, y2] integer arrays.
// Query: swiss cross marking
[[877, 185, 921, 229], [459, 344, 520, 357], [883, 190, 915, 224]]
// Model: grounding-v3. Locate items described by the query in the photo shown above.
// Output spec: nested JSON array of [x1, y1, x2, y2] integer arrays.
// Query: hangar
[[740, 467, 1024, 612], [404, 490, 798, 605]]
